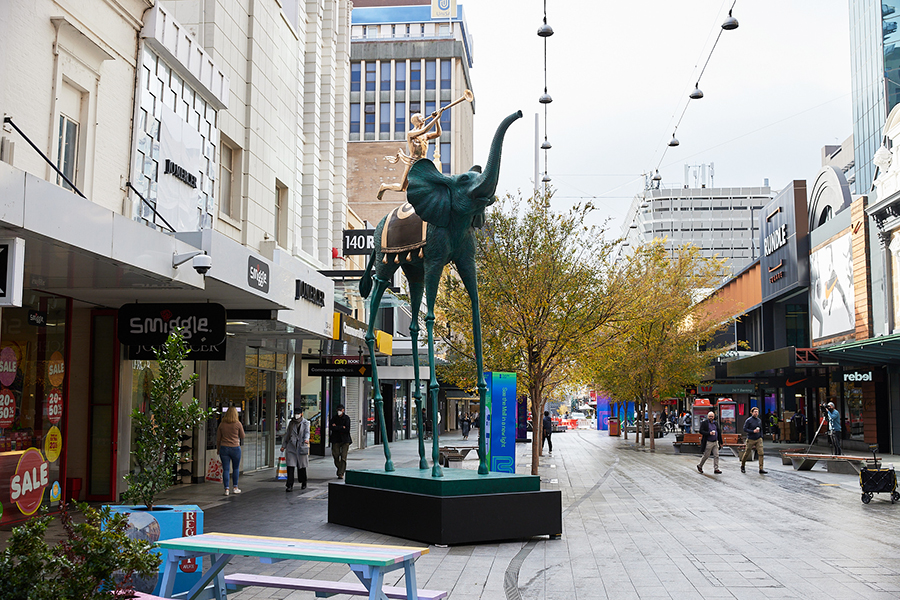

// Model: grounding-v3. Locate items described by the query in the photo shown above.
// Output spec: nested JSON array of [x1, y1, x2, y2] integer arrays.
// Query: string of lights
[[649, 1, 740, 187], [538, 0, 553, 191]]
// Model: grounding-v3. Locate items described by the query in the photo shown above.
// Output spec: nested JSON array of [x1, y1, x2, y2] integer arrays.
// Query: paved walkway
[[13, 429, 900, 598]]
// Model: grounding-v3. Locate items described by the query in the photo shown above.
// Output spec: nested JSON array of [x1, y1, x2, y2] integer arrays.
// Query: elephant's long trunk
[[472, 110, 523, 200]]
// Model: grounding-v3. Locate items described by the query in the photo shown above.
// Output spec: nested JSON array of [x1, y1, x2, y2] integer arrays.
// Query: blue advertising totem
[[484, 372, 517, 473]]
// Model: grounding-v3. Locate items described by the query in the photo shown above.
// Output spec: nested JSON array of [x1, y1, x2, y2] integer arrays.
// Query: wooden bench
[[224, 573, 448, 599], [672, 433, 702, 453], [784, 453, 868, 474], [438, 446, 473, 467], [722, 434, 746, 458]]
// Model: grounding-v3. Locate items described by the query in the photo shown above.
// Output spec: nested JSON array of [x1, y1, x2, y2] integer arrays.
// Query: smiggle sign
[[10, 448, 49, 515]]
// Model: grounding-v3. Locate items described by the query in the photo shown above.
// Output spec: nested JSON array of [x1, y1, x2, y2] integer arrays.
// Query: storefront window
[[845, 381, 865, 440], [0, 293, 69, 525], [299, 359, 323, 446]]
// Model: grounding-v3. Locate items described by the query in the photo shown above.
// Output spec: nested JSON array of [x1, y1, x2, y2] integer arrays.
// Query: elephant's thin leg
[[366, 275, 394, 472], [403, 265, 428, 469], [456, 259, 489, 475], [424, 264, 444, 478]]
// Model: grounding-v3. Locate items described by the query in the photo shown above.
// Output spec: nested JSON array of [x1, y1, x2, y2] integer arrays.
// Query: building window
[[218, 139, 240, 220], [440, 60, 451, 90], [395, 102, 406, 136], [365, 25, 378, 38], [395, 62, 406, 91], [440, 105, 451, 131], [57, 114, 79, 191], [410, 61, 421, 91], [275, 180, 288, 248], [366, 63, 376, 92], [404, 24, 411, 37], [441, 142, 451, 175], [350, 103, 360, 134], [425, 101, 436, 120], [380, 103, 390, 134], [365, 103, 375, 133], [351, 63, 360, 92], [380, 62, 391, 92], [439, 24, 451, 36], [425, 60, 436, 90]]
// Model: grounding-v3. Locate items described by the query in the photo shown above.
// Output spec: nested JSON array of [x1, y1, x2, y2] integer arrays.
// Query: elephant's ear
[[407, 159, 451, 227]]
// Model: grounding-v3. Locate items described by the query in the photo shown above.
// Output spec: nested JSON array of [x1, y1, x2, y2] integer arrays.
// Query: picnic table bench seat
[[224, 572, 448, 599], [672, 433, 702, 453]]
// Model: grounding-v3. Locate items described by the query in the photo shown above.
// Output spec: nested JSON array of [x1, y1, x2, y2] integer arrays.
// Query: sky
[[461, 1, 852, 238]]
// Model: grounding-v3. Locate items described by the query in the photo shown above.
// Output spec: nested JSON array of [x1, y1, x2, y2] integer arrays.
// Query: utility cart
[[859, 444, 900, 504]]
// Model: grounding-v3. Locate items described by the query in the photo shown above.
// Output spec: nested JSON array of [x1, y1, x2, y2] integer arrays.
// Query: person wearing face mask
[[329, 404, 352, 479], [280, 412, 310, 491]]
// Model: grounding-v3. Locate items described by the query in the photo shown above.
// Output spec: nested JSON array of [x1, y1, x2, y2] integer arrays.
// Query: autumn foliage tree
[[589, 240, 731, 449], [434, 191, 627, 474]]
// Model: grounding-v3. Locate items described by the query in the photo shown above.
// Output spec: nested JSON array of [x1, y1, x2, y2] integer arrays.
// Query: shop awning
[[726, 346, 820, 376], [818, 332, 900, 365]]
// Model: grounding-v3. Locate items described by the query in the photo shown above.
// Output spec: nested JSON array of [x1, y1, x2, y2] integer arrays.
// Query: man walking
[[542, 411, 553, 456], [826, 401, 842, 455], [697, 411, 723, 474], [329, 404, 352, 479], [741, 407, 767, 474]]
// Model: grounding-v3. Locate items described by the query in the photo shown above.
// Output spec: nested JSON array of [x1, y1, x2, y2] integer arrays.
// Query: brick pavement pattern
[[12, 429, 900, 599]]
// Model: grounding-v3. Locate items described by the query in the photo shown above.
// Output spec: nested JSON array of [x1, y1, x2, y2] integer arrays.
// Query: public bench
[[224, 573, 448, 599], [722, 434, 746, 458], [672, 433, 702, 454], [438, 446, 473, 467], [784, 453, 869, 474]]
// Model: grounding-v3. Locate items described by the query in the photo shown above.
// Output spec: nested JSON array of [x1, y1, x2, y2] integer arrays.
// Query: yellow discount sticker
[[44, 426, 62, 463]]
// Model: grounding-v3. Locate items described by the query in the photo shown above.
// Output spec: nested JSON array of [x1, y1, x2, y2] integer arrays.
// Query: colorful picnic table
[[156, 532, 430, 600]]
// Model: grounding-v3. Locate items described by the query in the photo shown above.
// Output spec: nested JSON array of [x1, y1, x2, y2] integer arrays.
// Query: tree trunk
[[530, 389, 543, 476], [622, 401, 628, 440]]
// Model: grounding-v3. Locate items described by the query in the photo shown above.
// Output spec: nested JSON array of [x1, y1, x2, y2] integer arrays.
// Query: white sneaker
[[232, 487, 241, 494], [224, 488, 230, 496]]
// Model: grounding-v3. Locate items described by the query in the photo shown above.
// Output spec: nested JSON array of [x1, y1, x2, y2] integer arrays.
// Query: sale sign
[[48, 352, 65, 387], [44, 426, 62, 463], [10, 448, 49, 516], [46, 388, 62, 425], [0, 346, 17, 386], [0, 387, 15, 428]]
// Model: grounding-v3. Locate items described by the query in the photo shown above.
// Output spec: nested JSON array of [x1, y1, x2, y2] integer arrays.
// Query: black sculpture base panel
[[328, 469, 562, 545]]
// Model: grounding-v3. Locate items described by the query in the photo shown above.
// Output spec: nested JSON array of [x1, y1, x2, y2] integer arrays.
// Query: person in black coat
[[542, 411, 554, 456], [740, 406, 767, 474], [696, 411, 723, 475], [329, 404, 352, 479]]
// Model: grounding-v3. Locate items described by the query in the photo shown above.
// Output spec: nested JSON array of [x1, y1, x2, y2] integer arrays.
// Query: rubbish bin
[[608, 417, 620, 437]]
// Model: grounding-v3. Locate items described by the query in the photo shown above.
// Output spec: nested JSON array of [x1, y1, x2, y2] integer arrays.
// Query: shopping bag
[[206, 456, 223, 482], [276, 454, 287, 480]]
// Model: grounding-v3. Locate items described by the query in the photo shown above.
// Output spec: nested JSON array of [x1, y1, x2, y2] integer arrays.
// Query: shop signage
[[28, 310, 47, 327], [0, 346, 18, 386], [118, 303, 227, 346], [342, 228, 375, 255], [0, 388, 15, 428], [0, 237, 25, 307], [832, 370, 878, 383], [10, 448, 49, 516], [48, 351, 64, 387], [180, 512, 199, 573], [158, 104, 203, 231], [248, 257, 270, 293], [127, 342, 226, 361], [330, 355, 362, 364], [340, 315, 367, 344], [308, 363, 372, 377], [698, 384, 755, 394], [485, 372, 516, 473], [46, 389, 62, 425], [44, 426, 62, 463], [296, 280, 325, 306], [759, 182, 809, 303]]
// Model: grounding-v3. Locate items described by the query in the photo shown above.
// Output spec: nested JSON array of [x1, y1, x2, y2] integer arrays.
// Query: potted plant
[[0, 502, 161, 600], [110, 328, 212, 596]]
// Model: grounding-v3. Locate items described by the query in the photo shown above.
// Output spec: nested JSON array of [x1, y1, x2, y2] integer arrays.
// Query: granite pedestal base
[[328, 469, 562, 545]]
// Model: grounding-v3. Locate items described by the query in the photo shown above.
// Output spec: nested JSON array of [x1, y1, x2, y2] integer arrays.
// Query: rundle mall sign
[[759, 181, 809, 303]]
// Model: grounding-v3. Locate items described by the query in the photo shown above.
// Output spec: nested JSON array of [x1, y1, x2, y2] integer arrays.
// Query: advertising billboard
[[810, 233, 854, 340], [485, 372, 516, 473]]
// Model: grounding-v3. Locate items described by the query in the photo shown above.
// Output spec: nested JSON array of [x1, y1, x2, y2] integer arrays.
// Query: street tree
[[589, 240, 731, 450], [433, 191, 627, 474]]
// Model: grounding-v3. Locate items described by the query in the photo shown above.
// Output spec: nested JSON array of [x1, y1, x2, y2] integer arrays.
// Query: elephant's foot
[[385, 459, 395, 472], [431, 464, 444, 478], [419, 457, 429, 469], [478, 460, 488, 475]]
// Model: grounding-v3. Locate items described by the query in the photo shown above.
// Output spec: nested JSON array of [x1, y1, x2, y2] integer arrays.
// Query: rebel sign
[[10, 448, 49, 516]]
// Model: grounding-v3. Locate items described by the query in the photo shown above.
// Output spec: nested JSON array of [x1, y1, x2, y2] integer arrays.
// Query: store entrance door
[[243, 368, 275, 471]]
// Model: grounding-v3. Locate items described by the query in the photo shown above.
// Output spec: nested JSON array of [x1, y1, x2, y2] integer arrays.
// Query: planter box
[[107, 504, 203, 597]]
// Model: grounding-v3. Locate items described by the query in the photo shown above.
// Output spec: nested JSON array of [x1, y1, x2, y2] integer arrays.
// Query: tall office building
[[348, 0, 475, 225], [620, 167, 772, 275], [848, 0, 900, 195]]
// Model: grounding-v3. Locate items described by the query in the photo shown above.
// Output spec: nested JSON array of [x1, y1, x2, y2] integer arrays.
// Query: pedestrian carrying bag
[[299, 445, 309, 455]]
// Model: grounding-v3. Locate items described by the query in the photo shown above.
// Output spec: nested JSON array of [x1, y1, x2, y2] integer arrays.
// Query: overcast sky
[[461, 1, 852, 237]]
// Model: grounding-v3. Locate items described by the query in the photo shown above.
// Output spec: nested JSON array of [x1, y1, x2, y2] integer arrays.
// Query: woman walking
[[216, 407, 245, 495], [281, 412, 311, 491]]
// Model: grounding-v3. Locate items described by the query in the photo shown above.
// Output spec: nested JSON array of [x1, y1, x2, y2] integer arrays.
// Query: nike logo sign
[[785, 378, 807, 387]]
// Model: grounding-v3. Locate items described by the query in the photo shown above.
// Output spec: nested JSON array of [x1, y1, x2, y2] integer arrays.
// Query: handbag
[[299, 445, 309, 455]]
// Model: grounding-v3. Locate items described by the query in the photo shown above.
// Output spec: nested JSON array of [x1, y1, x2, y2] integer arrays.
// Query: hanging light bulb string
[[652, 0, 739, 176]]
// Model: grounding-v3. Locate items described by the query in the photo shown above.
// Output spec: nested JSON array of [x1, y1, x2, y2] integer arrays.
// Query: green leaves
[[0, 503, 161, 600], [122, 329, 212, 509]]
